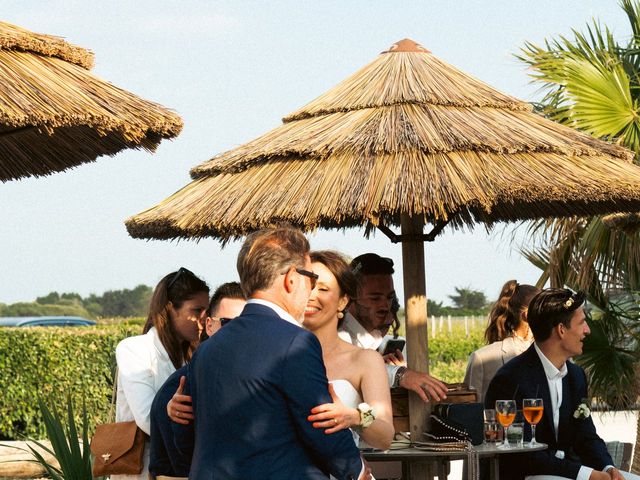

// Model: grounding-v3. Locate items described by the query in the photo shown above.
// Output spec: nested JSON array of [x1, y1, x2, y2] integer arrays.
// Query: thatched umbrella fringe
[[191, 104, 630, 177], [0, 21, 93, 69]]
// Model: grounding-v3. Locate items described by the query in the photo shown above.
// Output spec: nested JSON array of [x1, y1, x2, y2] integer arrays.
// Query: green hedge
[[0, 325, 139, 440], [428, 323, 485, 383], [0, 320, 486, 439]]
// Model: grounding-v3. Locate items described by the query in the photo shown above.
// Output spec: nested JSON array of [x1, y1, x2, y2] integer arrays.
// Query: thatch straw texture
[[126, 39, 640, 241], [0, 21, 183, 181], [602, 212, 640, 234]]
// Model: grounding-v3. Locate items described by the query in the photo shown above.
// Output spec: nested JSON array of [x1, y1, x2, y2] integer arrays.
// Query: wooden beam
[[400, 213, 432, 479]]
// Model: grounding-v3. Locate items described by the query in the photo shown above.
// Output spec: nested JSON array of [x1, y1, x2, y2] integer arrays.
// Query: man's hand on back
[[400, 369, 447, 402]]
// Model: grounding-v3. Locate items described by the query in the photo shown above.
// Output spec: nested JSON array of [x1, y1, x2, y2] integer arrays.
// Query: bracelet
[[393, 366, 407, 388]]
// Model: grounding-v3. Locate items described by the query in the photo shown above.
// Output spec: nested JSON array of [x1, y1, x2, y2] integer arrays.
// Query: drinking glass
[[495, 400, 516, 449], [523, 398, 544, 447]]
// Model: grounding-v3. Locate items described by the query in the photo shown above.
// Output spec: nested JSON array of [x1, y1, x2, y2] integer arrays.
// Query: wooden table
[[363, 442, 547, 480]]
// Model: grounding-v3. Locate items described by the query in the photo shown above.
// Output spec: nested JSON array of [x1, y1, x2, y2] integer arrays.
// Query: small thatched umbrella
[[0, 21, 183, 182], [127, 39, 640, 466]]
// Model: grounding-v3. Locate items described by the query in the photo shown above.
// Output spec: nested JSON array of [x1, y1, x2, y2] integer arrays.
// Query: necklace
[[513, 324, 532, 342]]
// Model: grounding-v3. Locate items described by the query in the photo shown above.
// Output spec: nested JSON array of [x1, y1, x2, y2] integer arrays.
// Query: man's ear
[[283, 267, 296, 293]]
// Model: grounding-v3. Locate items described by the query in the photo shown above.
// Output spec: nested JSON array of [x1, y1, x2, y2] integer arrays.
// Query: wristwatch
[[392, 366, 407, 388], [357, 402, 376, 428]]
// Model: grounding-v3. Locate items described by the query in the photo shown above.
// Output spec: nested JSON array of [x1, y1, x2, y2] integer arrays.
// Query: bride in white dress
[[304, 250, 394, 452]]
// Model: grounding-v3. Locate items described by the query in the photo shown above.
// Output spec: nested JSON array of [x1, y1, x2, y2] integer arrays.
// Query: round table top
[[362, 442, 547, 460]]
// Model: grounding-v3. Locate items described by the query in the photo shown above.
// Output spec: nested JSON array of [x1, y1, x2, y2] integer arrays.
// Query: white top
[[339, 312, 400, 386], [329, 379, 374, 480], [114, 327, 177, 480]]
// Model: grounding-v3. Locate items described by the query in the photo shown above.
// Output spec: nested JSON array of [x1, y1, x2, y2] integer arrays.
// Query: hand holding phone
[[381, 338, 406, 356]]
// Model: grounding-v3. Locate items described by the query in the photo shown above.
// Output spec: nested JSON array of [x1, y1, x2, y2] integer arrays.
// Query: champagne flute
[[495, 400, 516, 449], [523, 398, 543, 447]]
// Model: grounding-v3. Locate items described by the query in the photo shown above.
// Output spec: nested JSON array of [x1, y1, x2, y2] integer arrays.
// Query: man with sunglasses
[[149, 282, 246, 480], [338, 253, 448, 403], [188, 227, 367, 480]]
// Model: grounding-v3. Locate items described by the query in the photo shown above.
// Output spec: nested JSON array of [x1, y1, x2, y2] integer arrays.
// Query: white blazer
[[463, 336, 532, 403], [113, 326, 177, 480]]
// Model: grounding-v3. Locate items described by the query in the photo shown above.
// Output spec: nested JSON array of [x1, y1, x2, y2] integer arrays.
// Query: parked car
[[0, 316, 96, 327]]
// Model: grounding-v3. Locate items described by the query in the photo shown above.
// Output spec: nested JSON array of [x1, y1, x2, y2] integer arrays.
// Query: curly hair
[[484, 280, 541, 344]]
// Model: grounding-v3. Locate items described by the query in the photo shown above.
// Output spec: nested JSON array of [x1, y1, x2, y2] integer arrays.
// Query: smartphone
[[381, 338, 406, 356]]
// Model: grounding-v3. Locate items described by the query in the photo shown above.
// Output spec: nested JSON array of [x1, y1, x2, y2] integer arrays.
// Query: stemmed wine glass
[[523, 398, 544, 447], [495, 400, 516, 449]]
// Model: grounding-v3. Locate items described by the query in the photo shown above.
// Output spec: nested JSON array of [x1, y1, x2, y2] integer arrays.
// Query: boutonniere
[[573, 400, 591, 419]]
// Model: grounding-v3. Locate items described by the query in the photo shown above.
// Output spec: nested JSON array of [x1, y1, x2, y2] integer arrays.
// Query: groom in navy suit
[[189, 227, 366, 479], [485, 288, 633, 480]]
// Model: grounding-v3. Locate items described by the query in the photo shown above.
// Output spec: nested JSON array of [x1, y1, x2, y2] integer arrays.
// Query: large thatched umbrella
[[126, 39, 640, 469], [0, 21, 183, 182]]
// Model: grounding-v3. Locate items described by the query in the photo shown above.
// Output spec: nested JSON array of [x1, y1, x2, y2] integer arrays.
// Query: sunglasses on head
[[167, 267, 195, 291]]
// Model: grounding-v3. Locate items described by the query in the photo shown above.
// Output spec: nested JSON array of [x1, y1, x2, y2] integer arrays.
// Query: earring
[[337, 311, 344, 319]]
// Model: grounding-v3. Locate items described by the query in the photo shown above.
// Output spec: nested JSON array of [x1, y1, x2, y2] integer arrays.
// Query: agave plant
[[4, 397, 102, 480]]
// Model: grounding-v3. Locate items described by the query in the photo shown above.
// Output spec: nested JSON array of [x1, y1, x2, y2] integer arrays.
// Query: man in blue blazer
[[189, 227, 366, 480], [486, 288, 635, 480]]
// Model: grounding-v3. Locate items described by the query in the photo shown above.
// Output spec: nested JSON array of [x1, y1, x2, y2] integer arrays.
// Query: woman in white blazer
[[114, 267, 209, 480], [464, 280, 540, 402]]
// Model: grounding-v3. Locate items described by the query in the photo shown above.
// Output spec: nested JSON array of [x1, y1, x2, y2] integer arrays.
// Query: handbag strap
[[108, 367, 118, 423]]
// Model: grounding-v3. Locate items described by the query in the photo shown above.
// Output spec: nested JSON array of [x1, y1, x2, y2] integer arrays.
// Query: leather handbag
[[428, 402, 484, 445], [90, 368, 147, 476], [91, 421, 146, 476]]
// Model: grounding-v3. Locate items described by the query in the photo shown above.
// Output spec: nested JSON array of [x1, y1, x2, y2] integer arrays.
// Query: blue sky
[[0, 1, 631, 306]]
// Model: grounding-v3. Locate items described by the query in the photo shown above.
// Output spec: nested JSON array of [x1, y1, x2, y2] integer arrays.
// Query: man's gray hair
[[237, 227, 310, 297]]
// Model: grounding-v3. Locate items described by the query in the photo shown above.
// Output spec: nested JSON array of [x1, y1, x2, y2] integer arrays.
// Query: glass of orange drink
[[495, 400, 516, 449], [523, 398, 543, 447]]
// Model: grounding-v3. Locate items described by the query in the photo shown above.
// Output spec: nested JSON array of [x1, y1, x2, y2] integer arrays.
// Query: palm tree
[[518, 1, 640, 469]]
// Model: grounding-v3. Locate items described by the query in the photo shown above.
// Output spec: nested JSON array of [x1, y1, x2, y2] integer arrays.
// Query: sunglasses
[[167, 267, 195, 291], [212, 317, 234, 327], [281, 267, 319, 289], [296, 268, 319, 289]]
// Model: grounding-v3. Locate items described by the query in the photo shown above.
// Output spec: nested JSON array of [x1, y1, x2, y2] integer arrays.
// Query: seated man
[[485, 288, 638, 480], [148, 282, 246, 480], [339, 253, 447, 402]]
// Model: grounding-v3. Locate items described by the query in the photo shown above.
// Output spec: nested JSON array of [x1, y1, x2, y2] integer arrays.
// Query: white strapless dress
[[329, 379, 375, 480]]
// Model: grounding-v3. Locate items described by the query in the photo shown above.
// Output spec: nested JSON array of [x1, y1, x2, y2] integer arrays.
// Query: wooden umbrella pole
[[401, 214, 433, 479]]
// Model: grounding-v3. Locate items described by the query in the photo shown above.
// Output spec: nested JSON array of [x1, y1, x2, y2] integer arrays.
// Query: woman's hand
[[308, 383, 359, 434], [167, 375, 194, 425]]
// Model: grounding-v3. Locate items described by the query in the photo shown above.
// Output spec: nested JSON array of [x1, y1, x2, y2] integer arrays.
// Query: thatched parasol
[[126, 39, 640, 466], [0, 21, 183, 181]]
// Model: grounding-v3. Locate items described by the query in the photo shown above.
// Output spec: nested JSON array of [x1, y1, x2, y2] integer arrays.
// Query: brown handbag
[[90, 368, 147, 477]]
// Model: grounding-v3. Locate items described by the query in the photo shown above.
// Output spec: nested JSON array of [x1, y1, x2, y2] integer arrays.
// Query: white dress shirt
[[338, 312, 400, 386]]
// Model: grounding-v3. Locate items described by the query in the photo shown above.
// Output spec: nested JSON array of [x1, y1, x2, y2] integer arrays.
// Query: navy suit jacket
[[485, 344, 612, 480], [189, 302, 363, 480], [149, 365, 193, 478]]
